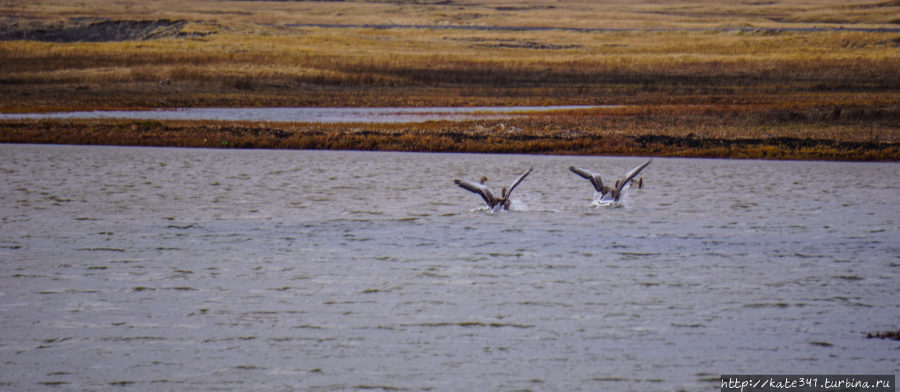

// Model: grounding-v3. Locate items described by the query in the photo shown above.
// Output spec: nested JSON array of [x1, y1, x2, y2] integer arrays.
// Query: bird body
[[454, 168, 532, 212], [569, 160, 651, 205]]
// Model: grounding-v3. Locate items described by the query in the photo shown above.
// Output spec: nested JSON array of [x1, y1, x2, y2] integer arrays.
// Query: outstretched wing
[[505, 167, 533, 198], [454, 179, 495, 207], [569, 166, 604, 192], [615, 160, 651, 194]]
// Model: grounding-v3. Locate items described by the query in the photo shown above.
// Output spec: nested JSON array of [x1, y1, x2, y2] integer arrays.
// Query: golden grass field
[[1, 0, 898, 159]]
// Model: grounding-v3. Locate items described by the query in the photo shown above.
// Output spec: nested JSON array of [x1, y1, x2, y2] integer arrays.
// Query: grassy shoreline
[[1, 0, 898, 160], [2, 113, 895, 161]]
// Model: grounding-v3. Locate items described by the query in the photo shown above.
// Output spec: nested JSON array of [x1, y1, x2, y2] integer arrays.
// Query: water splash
[[508, 198, 528, 211]]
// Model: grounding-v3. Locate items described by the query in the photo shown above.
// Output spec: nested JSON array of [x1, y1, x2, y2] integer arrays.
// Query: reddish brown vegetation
[[1, 1, 898, 160], [2, 110, 896, 160]]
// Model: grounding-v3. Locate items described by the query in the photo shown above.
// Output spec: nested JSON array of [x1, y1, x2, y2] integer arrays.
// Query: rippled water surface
[[0, 106, 603, 123], [1, 145, 897, 391]]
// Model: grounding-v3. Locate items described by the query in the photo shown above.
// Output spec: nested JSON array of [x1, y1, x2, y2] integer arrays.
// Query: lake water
[[0, 144, 897, 391], [0, 106, 604, 123]]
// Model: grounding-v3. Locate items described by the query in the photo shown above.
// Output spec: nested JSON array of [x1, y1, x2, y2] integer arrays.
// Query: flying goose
[[569, 160, 651, 204], [454, 167, 533, 212]]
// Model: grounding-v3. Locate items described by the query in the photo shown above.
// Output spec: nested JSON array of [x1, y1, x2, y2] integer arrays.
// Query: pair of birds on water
[[454, 160, 651, 212]]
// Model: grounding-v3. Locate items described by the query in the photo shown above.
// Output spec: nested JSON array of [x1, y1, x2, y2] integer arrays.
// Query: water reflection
[[0, 105, 607, 123]]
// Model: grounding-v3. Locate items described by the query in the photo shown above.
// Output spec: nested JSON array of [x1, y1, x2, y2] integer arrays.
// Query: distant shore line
[[1, 119, 895, 161], [284, 23, 900, 34], [0, 106, 611, 122]]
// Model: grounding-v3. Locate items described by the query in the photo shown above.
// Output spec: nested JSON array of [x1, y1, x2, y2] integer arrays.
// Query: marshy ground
[[1, 0, 898, 160]]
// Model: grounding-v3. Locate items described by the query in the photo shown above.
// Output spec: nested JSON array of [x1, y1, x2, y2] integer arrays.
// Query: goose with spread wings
[[454, 168, 533, 212], [569, 160, 651, 205]]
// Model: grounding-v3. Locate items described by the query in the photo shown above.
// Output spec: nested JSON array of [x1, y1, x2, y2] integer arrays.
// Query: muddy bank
[[1, 119, 895, 161], [866, 330, 900, 340], [0, 19, 209, 42], [635, 133, 889, 152]]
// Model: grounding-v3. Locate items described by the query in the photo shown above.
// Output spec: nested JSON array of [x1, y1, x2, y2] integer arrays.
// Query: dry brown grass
[[1, 115, 895, 160], [4, 0, 899, 28], [2, 0, 898, 111], [0, 0, 897, 159], [1, 27, 897, 109]]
